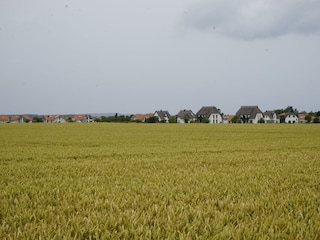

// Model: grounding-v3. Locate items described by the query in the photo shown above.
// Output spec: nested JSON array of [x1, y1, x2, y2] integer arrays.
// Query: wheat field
[[1, 123, 320, 239]]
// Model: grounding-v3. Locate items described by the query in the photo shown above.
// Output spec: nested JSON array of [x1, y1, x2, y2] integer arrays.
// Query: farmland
[[1, 123, 320, 239]]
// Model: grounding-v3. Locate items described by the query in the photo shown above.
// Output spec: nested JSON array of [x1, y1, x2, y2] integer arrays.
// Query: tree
[[313, 116, 320, 123], [231, 115, 240, 123], [169, 116, 177, 123], [145, 116, 157, 123], [285, 106, 294, 113], [258, 118, 265, 123], [201, 118, 210, 123], [32, 116, 43, 123], [305, 115, 312, 123]]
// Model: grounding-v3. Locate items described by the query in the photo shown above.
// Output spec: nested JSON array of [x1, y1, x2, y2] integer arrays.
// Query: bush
[[231, 116, 240, 123]]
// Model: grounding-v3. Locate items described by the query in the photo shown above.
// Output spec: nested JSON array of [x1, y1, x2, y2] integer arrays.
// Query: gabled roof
[[236, 106, 262, 118], [22, 115, 33, 121], [0, 115, 9, 121], [43, 115, 56, 121], [285, 112, 298, 117], [298, 114, 307, 120], [176, 110, 195, 119], [10, 115, 21, 121], [73, 114, 89, 121], [223, 115, 234, 120], [154, 110, 171, 119], [134, 113, 154, 121], [264, 111, 277, 118], [196, 106, 220, 118]]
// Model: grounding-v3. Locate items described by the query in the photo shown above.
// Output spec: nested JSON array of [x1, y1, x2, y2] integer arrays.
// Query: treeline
[[274, 106, 320, 116], [95, 114, 133, 123]]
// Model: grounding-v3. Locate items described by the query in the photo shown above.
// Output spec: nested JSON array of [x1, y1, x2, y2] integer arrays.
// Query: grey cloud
[[182, 0, 320, 39]]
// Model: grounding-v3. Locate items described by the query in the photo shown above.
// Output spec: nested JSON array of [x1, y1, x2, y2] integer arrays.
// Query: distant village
[[1, 105, 320, 124]]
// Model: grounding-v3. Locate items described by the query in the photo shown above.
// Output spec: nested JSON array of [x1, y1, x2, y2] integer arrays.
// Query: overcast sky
[[1, 0, 320, 115]]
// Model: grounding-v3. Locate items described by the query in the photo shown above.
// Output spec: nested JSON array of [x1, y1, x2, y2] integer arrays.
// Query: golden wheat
[[0, 123, 320, 239]]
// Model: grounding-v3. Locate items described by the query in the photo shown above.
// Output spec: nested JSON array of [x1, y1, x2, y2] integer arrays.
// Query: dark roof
[[154, 110, 171, 119], [264, 111, 277, 118], [285, 112, 299, 117], [176, 110, 195, 119], [236, 106, 263, 118], [196, 106, 220, 118]]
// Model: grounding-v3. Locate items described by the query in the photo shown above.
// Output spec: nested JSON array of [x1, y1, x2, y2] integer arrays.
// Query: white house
[[9, 115, 32, 124], [285, 112, 299, 124], [263, 111, 280, 123], [235, 106, 264, 124], [73, 114, 94, 123], [222, 115, 234, 124], [196, 106, 222, 124], [0, 115, 9, 124], [176, 110, 196, 123], [53, 115, 67, 123], [154, 110, 171, 123]]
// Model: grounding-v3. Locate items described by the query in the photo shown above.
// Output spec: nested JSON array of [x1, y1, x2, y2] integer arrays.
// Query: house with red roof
[[43, 115, 56, 123], [72, 114, 94, 123], [0, 115, 9, 124], [133, 113, 154, 122], [222, 115, 234, 124]]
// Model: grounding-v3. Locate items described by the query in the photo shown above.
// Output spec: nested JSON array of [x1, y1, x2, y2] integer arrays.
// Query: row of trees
[[95, 114, 133, 123]]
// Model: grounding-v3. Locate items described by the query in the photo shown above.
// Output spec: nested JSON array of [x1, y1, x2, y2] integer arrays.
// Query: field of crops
[[1, 123, 320, 239]]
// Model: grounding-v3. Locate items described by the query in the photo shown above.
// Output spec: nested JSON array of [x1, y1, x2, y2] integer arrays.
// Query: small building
[[23, 115, 33, 123], [235, 106, 264, 124], [43, 115, 56, 123], [10, 115, 21, 124], [298, 114, 308, 123], [154, 110, 171, 123], [53, 115, 67, 123], [285, 112, 299, 124], [263, 111, 280, 123], [73, 114, 94, 123], [133, 113, 154, 122], [43, 115, 67, 123], [0, 115, 9, 124], [196, 106, 222, 124], [222, 115, 234, 124], [176, 110, 196, 123]]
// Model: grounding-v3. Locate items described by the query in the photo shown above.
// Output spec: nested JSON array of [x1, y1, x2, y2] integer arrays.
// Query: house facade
[[285, 112, 299, 124], [53, 115, 67, 123], [176, 110, 196, 123], [222, 115, 234, 124], [10, 115, 22, 124], [196, 106, 222, 124], [236, 106, 264, 124], [43, 115, 56, 123], [154, 110, 171, 123], [43, 115, 67, 123], [73, 114, 94, 123], [0, 115, 9, 124], [263, 111, 280, 123], [298, 114, 308, 123]]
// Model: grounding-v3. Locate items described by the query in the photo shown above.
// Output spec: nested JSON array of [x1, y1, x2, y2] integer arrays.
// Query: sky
[[1, 0, 320, 115]]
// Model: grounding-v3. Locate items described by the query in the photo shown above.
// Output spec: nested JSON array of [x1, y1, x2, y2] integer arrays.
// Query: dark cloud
[[182, 0, 320, 40]]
